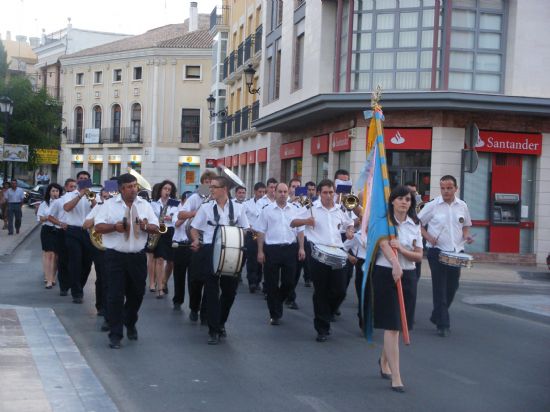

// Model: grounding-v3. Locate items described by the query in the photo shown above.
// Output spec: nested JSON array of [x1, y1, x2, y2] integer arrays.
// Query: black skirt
[[40, 225, 58, 252], [372, 265, 417, 331], [153, 227, 175, 261]]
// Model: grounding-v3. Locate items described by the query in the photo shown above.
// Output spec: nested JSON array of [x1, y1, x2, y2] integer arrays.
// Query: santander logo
[[475, 131, 485, 148], [390, 131, 405, 145]]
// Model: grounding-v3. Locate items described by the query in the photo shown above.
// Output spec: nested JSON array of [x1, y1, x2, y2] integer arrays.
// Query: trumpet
[[85, 190, 96, 201], [339, 193, 360, 211]]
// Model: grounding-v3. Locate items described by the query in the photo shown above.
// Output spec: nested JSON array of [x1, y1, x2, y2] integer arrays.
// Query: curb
[[1, 222, 41, 256]]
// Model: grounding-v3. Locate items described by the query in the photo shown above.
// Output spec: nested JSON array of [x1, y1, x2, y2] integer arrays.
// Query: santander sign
[[476, 131, 542, 155]]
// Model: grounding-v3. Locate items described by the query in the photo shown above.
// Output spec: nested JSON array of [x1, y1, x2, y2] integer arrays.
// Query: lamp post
[[0, 96, 14, 182], [243, 64, 260, 95], [206, 94, 227, 119]]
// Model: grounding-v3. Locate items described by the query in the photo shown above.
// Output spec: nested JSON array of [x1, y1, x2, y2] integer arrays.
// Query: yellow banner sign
[[36, 149, 59, 165]]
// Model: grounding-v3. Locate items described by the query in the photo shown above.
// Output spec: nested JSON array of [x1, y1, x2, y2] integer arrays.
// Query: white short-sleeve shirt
[[37, 201, 55, 227], [62, 190, 92, 226], [255, 202, 304, 245], [376, 216, 423, 270], [296, 201, 354, 248], [191, 200, 249, 245], [151, 199, 178, 228]]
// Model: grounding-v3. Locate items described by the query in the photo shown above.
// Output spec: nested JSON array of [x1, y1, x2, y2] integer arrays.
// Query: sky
[[1, 0, 219, 40]]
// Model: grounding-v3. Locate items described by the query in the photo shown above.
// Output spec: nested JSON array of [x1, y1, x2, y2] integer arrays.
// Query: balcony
[[229, 51, 235, 75], [241, 106, 250, 132], [255, 25, 262, 54], [234, 110, 242, 134], [65, 127, 143, 144], [223, 57, 229, 80], [225, 115, 234, 138], [237, 42, 244, 68], [251, 100, 260, 122], [209, 5, 230, 34], [244, 35, 253, 63]]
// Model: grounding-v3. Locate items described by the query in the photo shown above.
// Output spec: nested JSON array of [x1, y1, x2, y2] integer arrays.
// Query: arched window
[[74, 107, 83, 143], [130, 103, 141, 142], [93, 106, 102, 129], [111, 104, 121, 143]]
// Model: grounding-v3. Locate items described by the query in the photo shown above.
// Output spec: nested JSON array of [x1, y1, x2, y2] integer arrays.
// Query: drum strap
[[209, 200, 236, 227]]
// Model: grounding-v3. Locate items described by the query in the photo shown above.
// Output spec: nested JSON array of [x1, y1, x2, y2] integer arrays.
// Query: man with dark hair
[[334, 169, 350, 181], [95, 173, 159, 348], [258, 178, 278, 209], [63, 171, 96, 304], [305, 181, 317, 199], [244, 182, 267, 293], [5, 178, 25, 235], [285, 177, 305, 308], [418, 175, 473, 337], [190, 175, 249, 344], [234, 186, 247, 203]]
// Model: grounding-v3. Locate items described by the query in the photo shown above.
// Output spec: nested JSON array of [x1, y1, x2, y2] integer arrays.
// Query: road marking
[[436, 369, 478, 385], [296, 395, 340, 412]]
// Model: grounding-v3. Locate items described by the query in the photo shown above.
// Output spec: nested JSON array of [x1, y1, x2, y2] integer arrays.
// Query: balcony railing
[[209, 6, 230, 30], [225, 115, 233, 137], [229, 51, 235, 75], [255, 25, 263, 54], [251, 100, 260, 122], [237, 42, 244, 68], [244, 35, 253, 62], [233, 110, 242, 134], [65, 127, 143, 144], [241, 106, 250, 132], [219, 120, 226, 139], [223, 57, 229, 80]]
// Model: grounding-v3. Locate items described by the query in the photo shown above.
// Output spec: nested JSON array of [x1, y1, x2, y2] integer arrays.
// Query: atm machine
[[490, 193, 521, 252]]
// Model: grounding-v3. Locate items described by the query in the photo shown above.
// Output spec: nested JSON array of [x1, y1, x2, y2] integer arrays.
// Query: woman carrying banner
[[372, 185, 422, 393]]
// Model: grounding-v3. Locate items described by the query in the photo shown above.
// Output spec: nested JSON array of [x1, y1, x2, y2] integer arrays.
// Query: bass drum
[[212, 225, 244, 277]]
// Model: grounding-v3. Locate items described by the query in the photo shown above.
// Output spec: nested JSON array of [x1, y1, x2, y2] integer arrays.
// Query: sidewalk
[[0, 205, 40, 256]]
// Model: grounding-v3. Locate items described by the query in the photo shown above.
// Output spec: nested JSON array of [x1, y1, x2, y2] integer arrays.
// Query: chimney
[[189, 1, 198, 32], [29, 37, 40, 48]]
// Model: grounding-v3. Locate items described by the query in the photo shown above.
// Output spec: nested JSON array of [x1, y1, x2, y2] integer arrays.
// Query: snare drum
[[311, 244, 348, 269], [212, 225, 245, 277], [438, 251, 474, 268]]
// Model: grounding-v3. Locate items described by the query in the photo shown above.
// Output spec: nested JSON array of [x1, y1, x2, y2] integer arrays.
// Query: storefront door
[[179, 165, 200, 194], [388, 167, 431, 201]]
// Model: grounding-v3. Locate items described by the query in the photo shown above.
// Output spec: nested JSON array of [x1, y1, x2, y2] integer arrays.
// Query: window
[[274, 41, 282, 99], [94, 71, 102, 84], [293, 19, 305, 91], [112, 104, 121, 142], [185, 65, 201, 80], [93, 106, 102, 129], [74, 107, 83, 142], [133, 67, 142, 80], [269, 0, 284, 31], [181, 109, 200, 143], [130, 103, 141, 142], [76, 73, 84, 85], [113, 69, 122, 82]]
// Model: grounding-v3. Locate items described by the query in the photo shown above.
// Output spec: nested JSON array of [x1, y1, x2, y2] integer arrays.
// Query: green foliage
[[0, 76, 62, 169], [0, 40, 7, 83]]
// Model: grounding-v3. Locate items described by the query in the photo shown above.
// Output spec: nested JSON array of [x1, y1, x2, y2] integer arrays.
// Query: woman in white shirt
[[373, 185, 423, 393], [37, 183, 63, 289]]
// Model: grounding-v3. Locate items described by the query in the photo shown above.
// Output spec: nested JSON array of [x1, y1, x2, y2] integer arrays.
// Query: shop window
[[258, 163, 267, 184], [338, 151, 351, 173], [282, 158, 302, 183], [463, 152, 490, 221], [315, 154, 329, 182], [521, 156, 536, 221], [110, 163, 121, 177]]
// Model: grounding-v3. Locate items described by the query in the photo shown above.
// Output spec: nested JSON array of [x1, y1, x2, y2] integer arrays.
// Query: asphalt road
[[1, 229, 550, 412]]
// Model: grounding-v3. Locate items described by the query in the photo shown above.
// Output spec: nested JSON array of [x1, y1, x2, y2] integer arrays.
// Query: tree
[[0, 40, 7, 83], [0, 76, 62, 169]]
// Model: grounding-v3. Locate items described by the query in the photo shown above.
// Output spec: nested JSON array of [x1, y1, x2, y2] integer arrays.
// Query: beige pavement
[[0, 204, 40, 256]]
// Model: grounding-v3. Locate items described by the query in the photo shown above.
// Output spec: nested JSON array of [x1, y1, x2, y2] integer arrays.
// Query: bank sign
[[476, 131, 542, 156]]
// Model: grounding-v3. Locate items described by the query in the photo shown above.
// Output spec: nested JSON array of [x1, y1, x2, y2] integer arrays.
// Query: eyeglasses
[[209, 185, 223, 189]]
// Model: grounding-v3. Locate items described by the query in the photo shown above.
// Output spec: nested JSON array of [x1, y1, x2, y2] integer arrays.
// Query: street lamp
[[206, 94, 227, 119], [243, 64, 260, 95], [0, 96, 14, 181]]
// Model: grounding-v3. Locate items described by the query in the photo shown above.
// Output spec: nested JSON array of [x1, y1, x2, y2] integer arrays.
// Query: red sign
[[280, 141, 303, 160], [239, 153, 247, 165], [225, 156, 232, 167], [311, 134, 329, 155], [206, 158, 217, 168], [475, 131, 542, 155], [383, 128, 432, 150], [331, 130, 351, 151], [232, 155, 239, 167], [258, 148, 267, 163], [216, 158, 225, 167], [247, 150, 256, 164]]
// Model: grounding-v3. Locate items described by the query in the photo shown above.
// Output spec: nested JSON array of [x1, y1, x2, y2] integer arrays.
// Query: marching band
[[34, 166, 473, 393]]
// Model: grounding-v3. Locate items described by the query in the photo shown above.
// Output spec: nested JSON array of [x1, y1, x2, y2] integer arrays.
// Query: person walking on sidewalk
[[0, 181, 9, 229], [418, 175, 474, 337], [6, 179, 25, 235]]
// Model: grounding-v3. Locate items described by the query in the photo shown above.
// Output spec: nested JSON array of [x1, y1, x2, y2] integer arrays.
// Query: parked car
[[27, 184, 48, 207]]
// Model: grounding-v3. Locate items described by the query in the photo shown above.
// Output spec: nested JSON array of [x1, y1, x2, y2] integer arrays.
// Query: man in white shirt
[[285, 177, 304, 310], [256, 183, 305, 325], [291, 179, 354, 342], [94, 173, 159, 349], [171, 193, 193, 311], [63, 171, 96, 304], [190, 176, 249, 345], [257, 177, 277, 209], [418, 175, 474, 337], [234, 186, 247, 203], [6, 179, 25, 235], [243, 182, 266, 293]]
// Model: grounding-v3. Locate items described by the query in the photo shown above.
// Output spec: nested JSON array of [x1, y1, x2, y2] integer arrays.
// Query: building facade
[[58, 11, 214, 194], [252, 0, 550, 265]]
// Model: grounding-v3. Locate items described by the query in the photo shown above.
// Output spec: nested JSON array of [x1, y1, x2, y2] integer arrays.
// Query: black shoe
[[391, 385, 405, 393], [72, 297, 83, 304], [173, 303, 182, 311], [437, 327, 450, 337], [270, 318, 280, 326], [208, 333, 220, 345], [287, 301, 299, 310], [163, 286, 169, 294], [126, 326, 138, 340], [304, 280, 312, 288], [333, 309, 341, 316], [378, 358, 392, 380], [100, 320, 110, 332], [249, 284, 257, 294], [60, 290, 68, 296], [109, 338, 121, 349], [329, 314, 336, 322], [189, 311, 198, 322], [316, 333, 328, 342], [218, 327, 227, 338], [200, 317, 208, 326]]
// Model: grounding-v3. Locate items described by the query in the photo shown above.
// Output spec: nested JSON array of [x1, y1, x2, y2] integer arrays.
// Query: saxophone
[[147, 202, 169, 250]]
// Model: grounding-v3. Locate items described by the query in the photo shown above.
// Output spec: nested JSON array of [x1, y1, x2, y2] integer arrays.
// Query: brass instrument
[[128, 168, 152, 191], [416, 201, 426, 214], [340, 193, 360, 211], [89, 227, 105, 250], [85, 190, 96, 201], [147, 202, 169, 250], [299, 196, 312, 209]]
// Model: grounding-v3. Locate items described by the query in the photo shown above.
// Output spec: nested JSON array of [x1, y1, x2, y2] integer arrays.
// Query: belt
[[265, 242, 297, 247], [67, 225, 85, 230], [8, 202, 22, 204], [106, 249, 145, 255]]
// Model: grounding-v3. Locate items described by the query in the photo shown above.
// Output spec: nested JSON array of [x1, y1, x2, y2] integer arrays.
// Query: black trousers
[[245, 232, 262, 287], [56, 229, 70, 292], [65, 226, 93, 299], [188, 249, 207, 319], [264, 243, 298, 319], [92, 247, 107, 314], [200, 244, 239, 335], [173, 244, 192, 305], [427, 248, 461, 329], [287, 240, 311, 303], [353, 258, 366, 319], [7, 203, 22, 234], [309, 246, 348, 334], [104, 249, 147, 341]]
